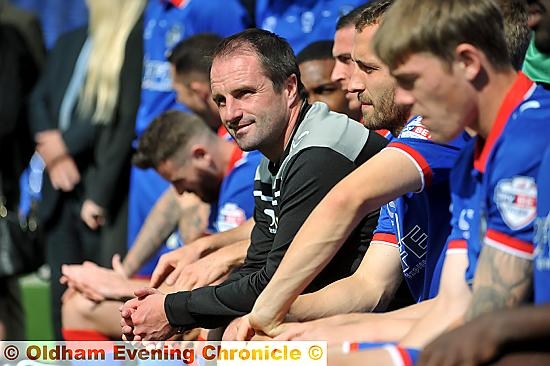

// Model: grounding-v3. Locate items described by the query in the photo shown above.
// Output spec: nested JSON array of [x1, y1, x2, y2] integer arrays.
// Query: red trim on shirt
[[217, 125, 231, 139], [396, 346, 414, 366], [388, 141, 433, 188], [375, 129, 392, 138], [62, 328, 110, 341], [485, 229, 534, 255], [225, 144, 244, 176], [474, 72, 535, 173], [168, 0, 188, 8], [373, 232, 398, 246], [447, 239, 468, 250]]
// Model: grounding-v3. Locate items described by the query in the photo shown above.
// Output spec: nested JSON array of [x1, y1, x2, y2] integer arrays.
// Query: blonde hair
[[373, 0, 510, 71], [79, 0, 146, 124]]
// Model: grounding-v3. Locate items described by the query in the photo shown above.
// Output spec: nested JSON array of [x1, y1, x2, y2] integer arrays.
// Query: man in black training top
[[120, 28, 388, 340]]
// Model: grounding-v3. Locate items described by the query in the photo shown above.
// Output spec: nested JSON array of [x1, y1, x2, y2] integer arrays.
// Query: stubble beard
[[362, 88, 411, 136]]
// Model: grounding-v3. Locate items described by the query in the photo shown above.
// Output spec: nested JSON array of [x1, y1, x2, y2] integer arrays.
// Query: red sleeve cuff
[[485, 229, 534, 259], [373, 232, 399, 247]]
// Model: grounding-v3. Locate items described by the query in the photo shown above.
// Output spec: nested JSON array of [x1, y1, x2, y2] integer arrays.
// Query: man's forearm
[[399, 255, 472, 349], [123, 188, 183, 276], [466, 246, 533, 321], [304, 299, 435, 330], [491, 305, 550, 345], [216, 239, 250, 267], [194, 218, 255, 255], [289, 244, 403, 321], [290, 275, 392, 321], [176, 195, 210, 244]]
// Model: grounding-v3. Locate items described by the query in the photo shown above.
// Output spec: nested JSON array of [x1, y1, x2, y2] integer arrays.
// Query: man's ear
[[454, 43, 482, 82], [285, 74, 300, 107], [189, 144, 211, 167]]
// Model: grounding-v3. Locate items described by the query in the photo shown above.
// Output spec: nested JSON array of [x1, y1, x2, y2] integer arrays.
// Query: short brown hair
[[335, 2, 373, 30], [355, 0, 393, 32], [495, 0, 530, 70], [373, 0, 510, 70], [132, 110, 212, 169], [168, 33, 222, 79]]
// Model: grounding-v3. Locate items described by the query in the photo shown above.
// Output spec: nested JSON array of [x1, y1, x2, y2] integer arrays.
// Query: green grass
[[19, 273, 54, 340]]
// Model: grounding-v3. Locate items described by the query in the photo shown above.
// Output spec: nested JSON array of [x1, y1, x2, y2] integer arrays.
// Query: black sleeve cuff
[[164, 291, 196, 329]]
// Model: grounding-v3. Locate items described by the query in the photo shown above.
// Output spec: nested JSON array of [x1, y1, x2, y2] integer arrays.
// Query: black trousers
[[44, 196, 100, 340], [0, 277, 25, 340]]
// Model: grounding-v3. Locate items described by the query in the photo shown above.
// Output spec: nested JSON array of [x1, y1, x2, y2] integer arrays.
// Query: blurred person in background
[[0, 23, 41, 340], [297, 39, 355, 116], [0, 0, 45, 68], [255, 0, 366, 53], [29, 0, 145, 340], [9, 0, 88, 49], [127, 0, 250, 278]]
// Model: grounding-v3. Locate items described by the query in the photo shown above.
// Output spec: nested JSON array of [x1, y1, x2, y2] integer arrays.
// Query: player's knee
[[61, 293, 97, 328]]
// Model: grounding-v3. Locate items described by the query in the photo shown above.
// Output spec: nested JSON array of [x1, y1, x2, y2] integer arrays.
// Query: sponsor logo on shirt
[[217, 203, 247, 232], [494, 176, 537, 230], [142, 59, 173, 91], [398, 116, 432, 140], [165, 23, 184, 50]]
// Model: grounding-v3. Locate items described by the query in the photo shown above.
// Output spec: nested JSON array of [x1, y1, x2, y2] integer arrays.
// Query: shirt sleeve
[[372, 204, 398, 248], [215, 154, 259, 232], [445, 191, 469, 256], [385, 137, 464, 192], [164, 148, 362, 330]]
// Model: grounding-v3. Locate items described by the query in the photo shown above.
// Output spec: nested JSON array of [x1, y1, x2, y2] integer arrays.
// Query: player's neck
[[267, 98, 305, 163], [476, 68, 518, 139]]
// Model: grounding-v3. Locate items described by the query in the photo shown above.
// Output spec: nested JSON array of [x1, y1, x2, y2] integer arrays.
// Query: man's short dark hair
[[132, 110, 212, 169], [336, 2, 374, 30], [296, 40, 334, 65], [168, 33, 222, 79], [212, 28, 305, 96], [355, 0, 394, 31], [495, 0, 530, 70]]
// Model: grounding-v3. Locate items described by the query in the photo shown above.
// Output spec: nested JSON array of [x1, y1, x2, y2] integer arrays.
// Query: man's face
[[156, 153, 220, 203], [391, 53, 477, 143], [529, 0, 550, 54], [171, 66, 221, 131], [332, 26, 362, 113], [171, 66, 204, 115], [210, 53, 291, 154], [349, 25, 409, 132], [299, 58, 350, 114]]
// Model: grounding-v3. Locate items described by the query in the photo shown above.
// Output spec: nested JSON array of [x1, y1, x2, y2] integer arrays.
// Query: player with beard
[[331, 3, 371, 124], [226, 0, 470, 342]]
